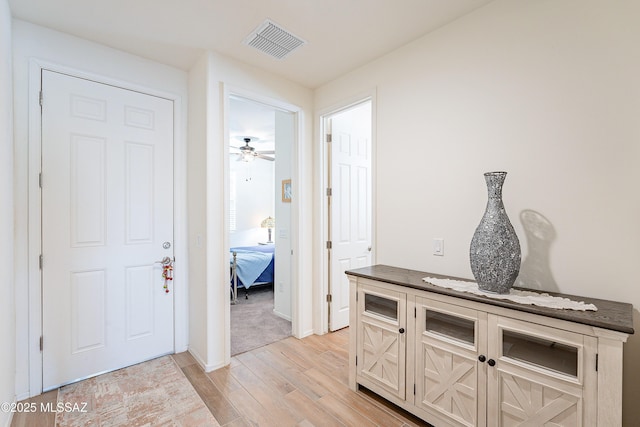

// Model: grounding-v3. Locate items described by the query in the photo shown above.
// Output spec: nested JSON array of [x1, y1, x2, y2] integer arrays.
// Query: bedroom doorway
[[227, 95, 294, 355]]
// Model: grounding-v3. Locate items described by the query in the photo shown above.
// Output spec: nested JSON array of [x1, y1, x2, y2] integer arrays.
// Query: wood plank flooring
[[11, 328, 429, 426]]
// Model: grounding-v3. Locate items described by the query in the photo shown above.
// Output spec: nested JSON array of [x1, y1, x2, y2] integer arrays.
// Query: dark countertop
[[346, 265, 635, 335]]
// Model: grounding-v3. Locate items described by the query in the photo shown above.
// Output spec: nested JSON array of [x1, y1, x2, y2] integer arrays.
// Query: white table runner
[[422, 277, 597, 311]]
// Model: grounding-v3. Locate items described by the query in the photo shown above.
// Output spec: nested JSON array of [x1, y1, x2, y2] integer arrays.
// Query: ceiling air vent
[[243, 19, 307, 60]]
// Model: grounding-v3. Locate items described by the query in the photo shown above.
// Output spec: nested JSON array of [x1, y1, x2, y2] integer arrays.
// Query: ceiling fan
[[230, 137, 275, 162]]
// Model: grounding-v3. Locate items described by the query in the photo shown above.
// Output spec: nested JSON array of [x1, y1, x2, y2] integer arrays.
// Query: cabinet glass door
[[502, 330, 578, 377], [364, 293, 398, 321], [425, 310, 475, 346]]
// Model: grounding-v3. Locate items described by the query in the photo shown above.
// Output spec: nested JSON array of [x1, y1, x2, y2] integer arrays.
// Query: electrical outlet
[[433, 238, 444, 256]]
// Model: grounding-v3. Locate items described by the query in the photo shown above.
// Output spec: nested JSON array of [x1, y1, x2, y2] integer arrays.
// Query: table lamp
[[261, 216, 275, 243]]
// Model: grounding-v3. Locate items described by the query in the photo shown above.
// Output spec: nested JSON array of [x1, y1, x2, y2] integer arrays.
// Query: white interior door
[[328, 101, 373, 331], [41, 70, 175, 390]]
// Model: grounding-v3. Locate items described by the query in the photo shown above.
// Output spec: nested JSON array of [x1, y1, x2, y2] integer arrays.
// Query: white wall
[[186, 53, 210, 370], [0, 0, 15, 425], [12, 19, 189, 398], [230, 159, 275, 247], [315, 0, 640, 422], [274, 110, 294, 319], [187, 51, 313, 370]]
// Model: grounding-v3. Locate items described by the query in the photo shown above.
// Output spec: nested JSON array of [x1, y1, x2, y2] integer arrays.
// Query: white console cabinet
[[347, 266, 633, 427]]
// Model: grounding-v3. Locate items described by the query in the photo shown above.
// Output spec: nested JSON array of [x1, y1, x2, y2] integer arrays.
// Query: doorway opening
[[227, 94, 295, 356]]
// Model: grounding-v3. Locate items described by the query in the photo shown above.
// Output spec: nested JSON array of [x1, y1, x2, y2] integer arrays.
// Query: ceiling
[[8, 0, 494, 89], [229, 96, 276, 152]]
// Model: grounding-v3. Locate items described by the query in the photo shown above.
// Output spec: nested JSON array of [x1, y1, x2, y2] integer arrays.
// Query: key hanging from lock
[[162, 259, 174, 293]]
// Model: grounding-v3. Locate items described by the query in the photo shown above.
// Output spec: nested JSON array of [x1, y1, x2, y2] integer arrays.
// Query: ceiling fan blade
[[256, 154, 275, 161], [256, 150, 275, 155]]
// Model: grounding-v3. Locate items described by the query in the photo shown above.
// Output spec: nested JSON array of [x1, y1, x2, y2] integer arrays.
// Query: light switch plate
[[433, 238, 444, 256]]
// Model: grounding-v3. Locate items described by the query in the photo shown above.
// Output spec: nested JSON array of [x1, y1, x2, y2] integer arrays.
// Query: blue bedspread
[[230, 245, 275, 289]]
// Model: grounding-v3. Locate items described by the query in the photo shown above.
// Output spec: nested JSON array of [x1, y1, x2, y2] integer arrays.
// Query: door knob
[[478, 355, 486, 363], [399, 328, 405, 334], [487, 359, 496, 367]]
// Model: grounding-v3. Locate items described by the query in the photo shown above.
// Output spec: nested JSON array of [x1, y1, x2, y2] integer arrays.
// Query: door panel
[[70, 135, 105, 246], [70, 270, 106, 353], [329, 101, 372, 331], [42, 70, 174, 390]]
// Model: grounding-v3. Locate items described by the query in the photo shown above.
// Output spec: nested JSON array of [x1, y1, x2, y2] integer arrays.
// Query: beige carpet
[[231, 286, 291, 356], [55, 356, 220, 427]]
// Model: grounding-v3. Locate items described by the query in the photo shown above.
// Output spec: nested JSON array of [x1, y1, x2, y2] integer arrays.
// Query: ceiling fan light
[[241, 151, 255, 162]]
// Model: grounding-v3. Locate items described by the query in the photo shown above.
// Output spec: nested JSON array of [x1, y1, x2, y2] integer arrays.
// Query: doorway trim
[[222, 84, 305, 363], [26, 58, 188, 397], [317, 90, 377, 334]]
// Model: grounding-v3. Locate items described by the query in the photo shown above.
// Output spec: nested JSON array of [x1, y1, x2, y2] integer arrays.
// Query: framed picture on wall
[[282, 179, 292, 202]]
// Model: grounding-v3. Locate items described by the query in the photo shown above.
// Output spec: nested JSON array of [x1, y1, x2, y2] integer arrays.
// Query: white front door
[[41, 70, 175, 390], [328, 101, 373, 331]]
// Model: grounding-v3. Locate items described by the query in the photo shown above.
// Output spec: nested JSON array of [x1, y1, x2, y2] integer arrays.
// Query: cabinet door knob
[[487, 359, 496, 367], [399, 328, 405, 334], [478, 355, 486, 363]]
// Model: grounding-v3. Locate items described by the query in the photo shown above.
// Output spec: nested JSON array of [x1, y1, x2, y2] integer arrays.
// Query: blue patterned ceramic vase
[[470, 172, 521, 294]]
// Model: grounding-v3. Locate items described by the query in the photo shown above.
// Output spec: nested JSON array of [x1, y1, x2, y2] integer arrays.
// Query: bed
[[230, 244, 275, 304]]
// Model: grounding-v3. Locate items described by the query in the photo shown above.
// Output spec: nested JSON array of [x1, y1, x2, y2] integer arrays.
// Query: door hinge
[[326, 133, 332, 143], [39, 90, 43, 108], [39, 336, 43, 352], [414, 307, 417, 318], [39, 254, 43, 270], [39, 172, 42, 188], [414, 384, 416, 395], [326, 294, 332, 303], [595, 353, 599, 371], [326, 187, 332, 197], [326, 241, 332, 249], [355, 355, 357, 366]]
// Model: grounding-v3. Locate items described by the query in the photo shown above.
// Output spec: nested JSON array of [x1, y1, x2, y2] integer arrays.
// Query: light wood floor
[[11, 328, 429, 427]]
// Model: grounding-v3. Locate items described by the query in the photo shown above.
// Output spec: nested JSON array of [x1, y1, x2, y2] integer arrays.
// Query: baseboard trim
[[299, 328, 314, 339], [2, 398, 15, 427], [187, 348, 225, 373], [272, 309, 291, 322], [15, 391, 31, 401]]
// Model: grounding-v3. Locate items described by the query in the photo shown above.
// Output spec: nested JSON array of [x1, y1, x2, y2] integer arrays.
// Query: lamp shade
[[261, 216, 275, 228]]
